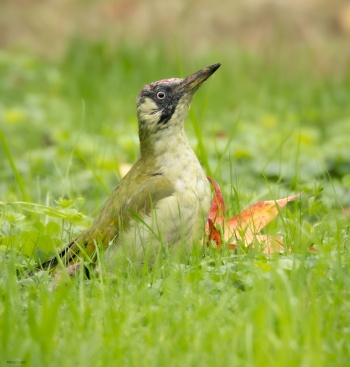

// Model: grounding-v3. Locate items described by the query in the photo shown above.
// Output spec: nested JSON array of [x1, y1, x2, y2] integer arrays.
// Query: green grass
[[1, 40, 350, 366]]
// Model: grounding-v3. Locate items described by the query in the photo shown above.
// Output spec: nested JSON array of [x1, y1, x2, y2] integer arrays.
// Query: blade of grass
[[0, 129, 29, 201]]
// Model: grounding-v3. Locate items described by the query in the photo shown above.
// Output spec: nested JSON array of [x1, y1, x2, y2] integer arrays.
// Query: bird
[[37, 63, 221, 275]]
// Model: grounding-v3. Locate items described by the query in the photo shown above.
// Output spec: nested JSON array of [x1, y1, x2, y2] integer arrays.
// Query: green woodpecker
[[39, 63, 221, 273]]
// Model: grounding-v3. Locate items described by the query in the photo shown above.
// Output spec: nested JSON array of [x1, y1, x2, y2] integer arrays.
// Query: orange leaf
[[206, 177, 302, 252], [206, 218, 222, 247], [226, 193, 302, 241]]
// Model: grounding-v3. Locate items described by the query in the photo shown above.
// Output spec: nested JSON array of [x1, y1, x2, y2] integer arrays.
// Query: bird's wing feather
[[37, 174, 175, 272]]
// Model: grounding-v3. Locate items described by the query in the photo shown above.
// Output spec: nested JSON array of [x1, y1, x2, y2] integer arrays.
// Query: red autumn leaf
[[207, 176, 225, 225], [206, 177, 302, 253]]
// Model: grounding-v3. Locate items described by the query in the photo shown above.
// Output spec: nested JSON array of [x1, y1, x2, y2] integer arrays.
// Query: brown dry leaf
[[206, 177, 302, 253]]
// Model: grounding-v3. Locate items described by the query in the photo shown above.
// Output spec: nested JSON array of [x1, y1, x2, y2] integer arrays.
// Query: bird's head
[[136, 63, 221, 151]]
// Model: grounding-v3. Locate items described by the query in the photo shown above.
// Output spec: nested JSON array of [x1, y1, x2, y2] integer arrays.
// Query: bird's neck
[[139, 124, 194, 171], [140, 123, 190, 157]]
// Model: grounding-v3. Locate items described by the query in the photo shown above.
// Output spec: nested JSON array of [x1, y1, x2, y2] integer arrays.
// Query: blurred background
[[1, 0, 350, 61], [0, 0, 349, 229]]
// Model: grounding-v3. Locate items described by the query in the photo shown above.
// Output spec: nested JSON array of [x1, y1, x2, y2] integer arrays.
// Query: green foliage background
[[0, 8, 350, 365]]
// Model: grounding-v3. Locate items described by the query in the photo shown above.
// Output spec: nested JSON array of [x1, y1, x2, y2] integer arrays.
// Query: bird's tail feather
[[30, 223, 117, 276], [32, 230, 98, 275]]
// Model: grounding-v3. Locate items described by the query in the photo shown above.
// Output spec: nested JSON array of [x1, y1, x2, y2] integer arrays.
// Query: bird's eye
[[157, 91, 166, 100]]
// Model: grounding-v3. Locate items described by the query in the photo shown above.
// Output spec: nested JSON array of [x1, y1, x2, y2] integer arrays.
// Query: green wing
[[37, 172, 175, 272]]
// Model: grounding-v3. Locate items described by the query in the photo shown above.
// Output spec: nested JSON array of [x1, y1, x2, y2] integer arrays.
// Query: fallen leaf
[[207, 176, 225, 224], [206, 177, 302, 253]]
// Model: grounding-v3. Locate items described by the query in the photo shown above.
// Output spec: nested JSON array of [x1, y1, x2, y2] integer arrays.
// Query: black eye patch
[[157, 93, 181, 125], [139, 85, 181, 125]]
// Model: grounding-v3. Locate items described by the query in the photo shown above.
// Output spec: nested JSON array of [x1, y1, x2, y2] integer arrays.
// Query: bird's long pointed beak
[[177, 63, 221, 93]]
